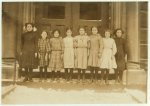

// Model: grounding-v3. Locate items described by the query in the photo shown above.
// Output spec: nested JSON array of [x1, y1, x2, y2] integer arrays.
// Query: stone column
[[110, 2, 122, 29], [111, 2, 140, 68], [121, 3, 127, 38], [22, 2, 35, 25], [126, 2, 140, 69], [110, 2, 127, 38], [111, 2, 146, 86], [16, 2, 36, 54]]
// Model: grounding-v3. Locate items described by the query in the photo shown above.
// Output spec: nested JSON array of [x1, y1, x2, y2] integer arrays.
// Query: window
[[43, 4, 65, 19], [140, 13, 147, 28], [140, 2, 147, 11], [80, 3, 101, 20], [139, 2, 148, 70]]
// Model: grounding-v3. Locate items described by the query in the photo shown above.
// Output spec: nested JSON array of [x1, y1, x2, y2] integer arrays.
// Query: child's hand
[[45, 54, 48, 61], [98, 54, 101, 58], [49, 54, 51, 59], [74, 51, 77, 59], [87, 51, 90, 57], [74, 53, 76, 59], [61, 54, 64, 60], [125, 54, 127, 62], [20, 52, 22, 55], [33, 27, 37, 32], [38, 54, 41, 58], [35, 53, 38, 58], [111, 55, 115, 60]]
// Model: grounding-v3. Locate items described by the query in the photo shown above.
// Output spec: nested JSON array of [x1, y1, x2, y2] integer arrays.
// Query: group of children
[[21, 23, 127, 85]]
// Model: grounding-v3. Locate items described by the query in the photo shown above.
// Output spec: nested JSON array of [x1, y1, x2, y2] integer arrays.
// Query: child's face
[[92, 27, 98, 35], [54, 31, 59, 37], [66, 29, 72, 36], [41, 31, 47, 39], [79, 28, 85, 35], [26, 24, 33, 32], [105, 31, 111, 38], [116, 30, 122, 38]]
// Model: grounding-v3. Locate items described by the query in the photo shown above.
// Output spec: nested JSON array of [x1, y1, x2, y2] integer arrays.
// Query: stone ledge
[[2, 85, 16, 99], [123, 69, 147, 85]]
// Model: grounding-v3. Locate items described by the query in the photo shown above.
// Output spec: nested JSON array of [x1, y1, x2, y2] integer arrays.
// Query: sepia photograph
[[1, 0, 149, 104]]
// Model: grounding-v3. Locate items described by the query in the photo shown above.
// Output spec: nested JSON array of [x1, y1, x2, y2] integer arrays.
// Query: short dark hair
[[41, 30, 48, 35], [25, 23, 34, 28], [52, 29, 60, 35], [78, 26, 86, 31], [40, 30, 48, 38], [114, 28, 124, 36], [105, 29, 112, 34], [66, 27, 72, 32], [104, 29, 113, 37], [91, 26, 98, 31]]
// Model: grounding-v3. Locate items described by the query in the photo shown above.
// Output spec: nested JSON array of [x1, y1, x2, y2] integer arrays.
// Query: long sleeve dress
[[100, 38, 117, 69], [74, 35, 90, 69], [63, 36, 75, 68], [21, 31, 38, 68], [88, 34, 103, 67], [38, 38, 50, 67], [114, 37, 127, 71], [48, 37, 64, 71]]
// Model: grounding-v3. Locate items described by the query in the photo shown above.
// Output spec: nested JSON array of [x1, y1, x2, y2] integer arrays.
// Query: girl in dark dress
[[114, 28, 127, 84], [21, 23, 38, 82]]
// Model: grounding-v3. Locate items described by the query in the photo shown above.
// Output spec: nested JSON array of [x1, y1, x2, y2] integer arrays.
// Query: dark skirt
[[21, 51, 38, 69], [115, 54, 126, 71]]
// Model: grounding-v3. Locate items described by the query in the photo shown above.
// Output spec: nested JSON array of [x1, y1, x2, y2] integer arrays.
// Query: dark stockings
[[95, 67, 99, 81], [65, 68, 68, 80], [24, 68, 33, 82], [115, 69, 123, 83], [100, 69, 109, 84], [78, 69, 86, 82], [105, 69, 109, 84], [78, 69, 81, 81], [57, 71, 60, 79], [51, 71, 55, 80], [40, 66, 47, 81], [90, 67, 94, 82], [51, 70, 60, 80], [65, 68, 73, 81], [82, 69, 85, 81], [90, 67, 99, 82], [119, 70, 123, 82]]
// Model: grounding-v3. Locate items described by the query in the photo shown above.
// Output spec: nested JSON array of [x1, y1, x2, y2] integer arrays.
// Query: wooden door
[[35, 2, 72, 38], [72, 2, 109, 36], [35, 2, 110, 37]]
